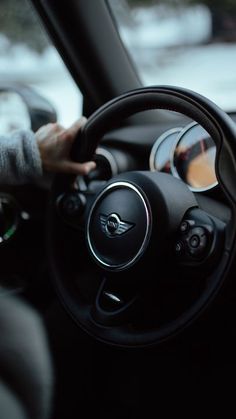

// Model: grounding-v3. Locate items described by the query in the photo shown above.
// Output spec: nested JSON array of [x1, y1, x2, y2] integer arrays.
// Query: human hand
[[36, 117, 96, 175]]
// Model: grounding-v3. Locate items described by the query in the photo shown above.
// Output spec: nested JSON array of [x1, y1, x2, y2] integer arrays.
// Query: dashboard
[[95, 112, 236, 200]]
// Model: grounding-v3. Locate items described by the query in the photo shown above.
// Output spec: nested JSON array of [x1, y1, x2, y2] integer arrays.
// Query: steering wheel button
[[180, 221, 189, 233], [190, 235, 200, 248], [58, 193, 86, 218], [175, 241, 184, 255]]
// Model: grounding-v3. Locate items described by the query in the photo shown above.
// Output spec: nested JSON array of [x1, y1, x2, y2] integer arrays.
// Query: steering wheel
[[47, 86, 236, 348]]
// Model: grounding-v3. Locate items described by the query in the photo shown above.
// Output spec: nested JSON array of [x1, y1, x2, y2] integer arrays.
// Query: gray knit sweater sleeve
[[0, 129, 43, 185]]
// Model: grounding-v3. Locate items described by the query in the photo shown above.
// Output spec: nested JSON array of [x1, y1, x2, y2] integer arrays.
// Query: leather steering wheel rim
[[47, 86, 236, 348]]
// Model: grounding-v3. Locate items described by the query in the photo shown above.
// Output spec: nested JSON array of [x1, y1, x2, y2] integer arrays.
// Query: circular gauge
[[171, 122, 217, 192], [149, 127, 182, 173]]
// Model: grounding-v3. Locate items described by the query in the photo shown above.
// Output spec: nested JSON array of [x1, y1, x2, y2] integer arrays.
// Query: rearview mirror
[[0, 91, 31, 135], [0, 83, 57, 135]]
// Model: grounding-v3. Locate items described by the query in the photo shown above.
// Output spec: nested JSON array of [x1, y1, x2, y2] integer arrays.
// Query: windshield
[[109, 0, 236, 112]]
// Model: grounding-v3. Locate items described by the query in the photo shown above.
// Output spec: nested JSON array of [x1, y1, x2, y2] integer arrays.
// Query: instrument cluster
[[149, 122, 217, 192]]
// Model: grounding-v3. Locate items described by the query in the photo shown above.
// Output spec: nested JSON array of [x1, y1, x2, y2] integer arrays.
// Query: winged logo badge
[[100, 213, 134, 237]]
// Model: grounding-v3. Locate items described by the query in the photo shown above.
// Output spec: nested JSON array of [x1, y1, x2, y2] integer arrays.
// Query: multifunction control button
[[175, 217, 212, 262], [187, 227, 208, 257], [175, 208, 224, 269]]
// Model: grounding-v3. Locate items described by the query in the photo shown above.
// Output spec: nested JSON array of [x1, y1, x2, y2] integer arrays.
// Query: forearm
[[0, 130, 42, 185]]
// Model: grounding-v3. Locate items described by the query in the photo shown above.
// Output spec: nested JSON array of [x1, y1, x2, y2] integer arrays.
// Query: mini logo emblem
[[100, 213, 134, 237]]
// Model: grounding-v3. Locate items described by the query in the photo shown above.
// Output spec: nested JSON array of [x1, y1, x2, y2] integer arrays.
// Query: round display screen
[[149, 127, 182, 174], [171, 122, 217, 191]]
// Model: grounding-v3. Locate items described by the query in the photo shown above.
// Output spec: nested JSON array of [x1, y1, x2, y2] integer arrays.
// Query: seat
[[0, 294, 53, 419]]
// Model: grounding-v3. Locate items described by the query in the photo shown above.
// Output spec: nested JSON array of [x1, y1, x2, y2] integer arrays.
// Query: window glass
[[0, 0, 82, 126], [109, 0, 236, 111]]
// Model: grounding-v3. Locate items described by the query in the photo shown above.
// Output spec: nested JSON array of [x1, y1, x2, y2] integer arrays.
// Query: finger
[[53, 160, 96, 175], [43, 122, 64, 133], [36, 122, 64, 141]]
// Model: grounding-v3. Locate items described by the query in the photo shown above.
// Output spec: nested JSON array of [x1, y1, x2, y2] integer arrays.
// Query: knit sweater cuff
[[0, 129, 43, 185]]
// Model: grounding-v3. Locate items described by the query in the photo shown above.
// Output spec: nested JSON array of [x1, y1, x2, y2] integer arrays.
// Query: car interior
[[1, 0, 236, 417]]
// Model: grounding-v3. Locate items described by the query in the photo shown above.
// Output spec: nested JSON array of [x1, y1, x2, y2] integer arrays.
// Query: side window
[[0, 0, 82, 126], [109, 0, 236, 112]]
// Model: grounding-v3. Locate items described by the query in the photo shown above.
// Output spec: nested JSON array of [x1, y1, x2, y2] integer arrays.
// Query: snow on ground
[[132, 42, 236, 112], [29, 73, 83, 128], [0, 37, 82, 127], [117, 4, 236, 112], [120, 4, 212, 48]]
